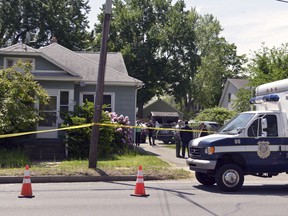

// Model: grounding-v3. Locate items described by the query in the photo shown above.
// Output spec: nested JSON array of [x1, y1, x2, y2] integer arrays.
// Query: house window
[[60, 91, 69, 119], [80, 92, 114, 112], [38, 96, 57, 127], [228, 93, 231, 102], [4, 57, 35, 70]]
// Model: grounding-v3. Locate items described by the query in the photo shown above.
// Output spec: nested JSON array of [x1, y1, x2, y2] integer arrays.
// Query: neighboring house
[[142, 98, 183, 121], [219, 78, 249, 110], [0, 42, 143, 159]]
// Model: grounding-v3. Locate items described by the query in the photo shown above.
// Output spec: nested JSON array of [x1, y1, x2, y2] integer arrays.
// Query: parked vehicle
[[189, 120, 220, 138], [156, 125, 175, 144], [187, 78, 288, 192]]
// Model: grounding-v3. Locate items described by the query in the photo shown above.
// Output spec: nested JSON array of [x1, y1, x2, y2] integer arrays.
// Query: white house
[[219, 78, 249, 110]]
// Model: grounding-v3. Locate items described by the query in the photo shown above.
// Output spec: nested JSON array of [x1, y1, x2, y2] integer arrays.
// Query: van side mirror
[[262, 118, 268, 129]]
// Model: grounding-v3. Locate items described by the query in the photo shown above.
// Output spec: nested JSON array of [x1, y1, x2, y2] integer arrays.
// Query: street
[[1, 178, 288, 216]]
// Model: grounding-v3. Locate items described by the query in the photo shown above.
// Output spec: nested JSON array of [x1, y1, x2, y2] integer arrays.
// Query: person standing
[[146, 120, 155, 145], [174, 120, 183, 158], [199, 123, 208, 137], [180, 121, 193, 158], [135, 121, 141, 146]]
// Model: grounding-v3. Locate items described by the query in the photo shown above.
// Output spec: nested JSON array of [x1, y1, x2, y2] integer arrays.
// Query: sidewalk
[[140, 140, 189, 171]]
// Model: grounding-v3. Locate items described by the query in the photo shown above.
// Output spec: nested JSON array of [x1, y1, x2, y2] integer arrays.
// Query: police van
[[186, 78, 288, 192]]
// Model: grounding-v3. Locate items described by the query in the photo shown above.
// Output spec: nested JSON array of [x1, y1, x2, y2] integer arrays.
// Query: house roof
[[0, 43, 39, 53], [142, 98, 183, 119], [228, 78, 249, 89], [39, 43, 142, 86], [0, 43, 143, 87], [151, 111, 179, 117]]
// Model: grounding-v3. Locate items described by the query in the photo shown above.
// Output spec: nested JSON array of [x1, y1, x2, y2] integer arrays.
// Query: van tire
[[215, 163, 244, 192], [195, 172, 216, 185]]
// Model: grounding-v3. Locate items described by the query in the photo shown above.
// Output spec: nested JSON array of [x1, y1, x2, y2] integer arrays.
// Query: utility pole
[[89, 0, 112, 169]]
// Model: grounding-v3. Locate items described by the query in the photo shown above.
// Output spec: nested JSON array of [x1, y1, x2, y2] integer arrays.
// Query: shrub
[[62, 102, 134, 159], [195, 107, 237, 126], [108, 112, 133, 154], [62, 102, 114, 159]]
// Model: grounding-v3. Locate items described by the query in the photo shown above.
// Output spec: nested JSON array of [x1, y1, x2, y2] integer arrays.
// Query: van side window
[[264, 115, 278, 137]]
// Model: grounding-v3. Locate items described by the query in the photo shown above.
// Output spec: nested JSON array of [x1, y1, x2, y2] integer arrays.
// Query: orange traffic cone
[[18, 165, 35, 198], [131, 165, 149, 197]]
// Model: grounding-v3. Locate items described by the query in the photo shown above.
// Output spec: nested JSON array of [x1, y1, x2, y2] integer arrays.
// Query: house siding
[[0, 55, 63, 71], [223, 83, 238, 110], [34, 56, 63, 71], [74, 84, 137, 125]]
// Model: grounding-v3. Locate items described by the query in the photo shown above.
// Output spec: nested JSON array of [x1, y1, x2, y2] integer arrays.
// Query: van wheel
[[215, 164, 244, 192], [195, 172, 216, 185]]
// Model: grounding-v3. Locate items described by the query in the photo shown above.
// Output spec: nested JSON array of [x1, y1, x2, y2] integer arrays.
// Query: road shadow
[[194, 184, 288, 196]]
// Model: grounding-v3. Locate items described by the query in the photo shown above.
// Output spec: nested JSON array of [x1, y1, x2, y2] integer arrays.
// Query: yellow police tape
[[0, 122, 205, 139]]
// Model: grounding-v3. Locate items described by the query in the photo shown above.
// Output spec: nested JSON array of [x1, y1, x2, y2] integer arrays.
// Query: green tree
[[94, 0, 244, 117], [0, 61, 49, 134], [94, 0, 171, 117], [194, 14, 246, 109], [248, 43, 288, 87], [232, 88, 253, 113], [0, 0, 92, 50], [160, 2, 201, 113], [234, 43, 288, 111], [195, 107, 236, 126]]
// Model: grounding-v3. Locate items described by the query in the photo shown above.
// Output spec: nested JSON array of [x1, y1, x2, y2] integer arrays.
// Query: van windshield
[[219, 113, 255, 134]]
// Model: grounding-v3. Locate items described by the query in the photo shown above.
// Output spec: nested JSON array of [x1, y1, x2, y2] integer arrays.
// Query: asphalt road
[[1, 180, 288, 216], [1, 141, 288, 215]]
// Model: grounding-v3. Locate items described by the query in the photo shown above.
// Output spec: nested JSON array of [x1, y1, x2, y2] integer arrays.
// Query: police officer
[[180, 121, 193, 158]]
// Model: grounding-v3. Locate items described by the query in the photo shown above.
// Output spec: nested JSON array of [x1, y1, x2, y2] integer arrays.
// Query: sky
[[88, 0, 288, 56]]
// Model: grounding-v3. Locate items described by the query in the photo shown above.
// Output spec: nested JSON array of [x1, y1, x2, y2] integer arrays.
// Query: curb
[[0, 175, 162, 184]]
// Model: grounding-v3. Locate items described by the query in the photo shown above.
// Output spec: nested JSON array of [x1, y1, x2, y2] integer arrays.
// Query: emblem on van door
[[257, 141, 270, 159]]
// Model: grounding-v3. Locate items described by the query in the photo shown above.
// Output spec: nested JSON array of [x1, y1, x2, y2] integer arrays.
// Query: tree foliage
[[0, 61, 49, 134], [234, 43, 288, 111], [195, 107, 236, 126], [248, 43, 288, 87], [232, 88, 253, 113], [0, 0, 93, 50], [94, 0, 246, 118], [194, 14, 246, 109], [160, 2, 201, 113], [95, 0, 170, 117]]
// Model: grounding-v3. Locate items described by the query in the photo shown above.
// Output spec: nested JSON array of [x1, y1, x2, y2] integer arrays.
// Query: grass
[[0, 150, 193, 180]]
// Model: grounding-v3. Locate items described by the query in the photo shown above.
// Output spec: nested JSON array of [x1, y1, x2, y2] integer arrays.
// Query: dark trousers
[[136, 132, 141, 146], [175, 138, 181, 157], [148, 131, 155, 145], [181, 141, 189, 158]]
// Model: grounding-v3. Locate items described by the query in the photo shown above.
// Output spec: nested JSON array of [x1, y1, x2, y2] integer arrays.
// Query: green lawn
[[0, 151, 192, 180]]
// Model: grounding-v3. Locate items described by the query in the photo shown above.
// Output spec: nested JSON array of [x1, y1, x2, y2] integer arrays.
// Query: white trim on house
[[4, 57, 35, 70], [83, 81, 143, 87], [36, 89, 74, 138], [34, 77, 81, 81], [79, 91, 115, 112], [33, 70, 67, 73]]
